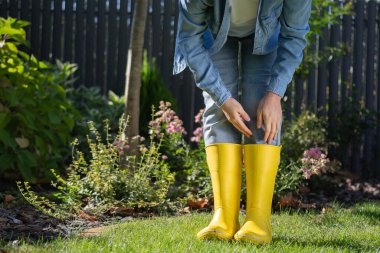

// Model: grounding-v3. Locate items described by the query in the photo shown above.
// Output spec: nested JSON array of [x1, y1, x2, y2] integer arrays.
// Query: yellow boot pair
[[196, 143, 281, 245]]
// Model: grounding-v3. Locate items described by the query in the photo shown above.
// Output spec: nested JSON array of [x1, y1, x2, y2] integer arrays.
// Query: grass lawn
[[4, 201, 380, 253]]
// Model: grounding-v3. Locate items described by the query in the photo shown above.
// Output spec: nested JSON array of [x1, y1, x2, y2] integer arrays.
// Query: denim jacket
[[172, 0, 312, 107]]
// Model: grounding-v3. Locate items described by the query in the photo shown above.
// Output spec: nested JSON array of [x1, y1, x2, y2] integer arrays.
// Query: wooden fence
[[0, 0, 379, 178]]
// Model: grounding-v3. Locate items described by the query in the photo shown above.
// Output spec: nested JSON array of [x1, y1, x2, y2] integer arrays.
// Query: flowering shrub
[[147, 102, 211, 200], [149, 101, 186, 136], [275, 111, 341, 197], [18, 114, 175, 220], [301, 147, 330, 179]]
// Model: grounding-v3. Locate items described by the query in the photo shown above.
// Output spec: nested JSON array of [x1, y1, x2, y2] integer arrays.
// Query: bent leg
[[240, 38, 281, 146], [202, 36, 242, 146]]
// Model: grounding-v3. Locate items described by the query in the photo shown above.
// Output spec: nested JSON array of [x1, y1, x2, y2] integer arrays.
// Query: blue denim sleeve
[[266, 0, 312, 98], [175, 0, 232, 107]]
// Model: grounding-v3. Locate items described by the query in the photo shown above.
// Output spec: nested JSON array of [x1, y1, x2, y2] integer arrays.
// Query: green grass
[[4, 201, 380, 253]]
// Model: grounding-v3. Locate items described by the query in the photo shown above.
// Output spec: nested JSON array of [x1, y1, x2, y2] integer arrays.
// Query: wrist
[[266, 91, 282, 100]]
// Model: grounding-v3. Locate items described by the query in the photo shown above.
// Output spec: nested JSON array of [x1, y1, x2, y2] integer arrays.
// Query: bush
[[147, 101, 211, 201], [0, 17, 80, 181], [275, 110, 341, 196], [18, 114, 175, 220]]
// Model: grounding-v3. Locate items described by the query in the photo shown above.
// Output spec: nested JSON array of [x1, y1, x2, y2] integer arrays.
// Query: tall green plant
[[296, 0, 353, 77], [0, 17, 80, 181]]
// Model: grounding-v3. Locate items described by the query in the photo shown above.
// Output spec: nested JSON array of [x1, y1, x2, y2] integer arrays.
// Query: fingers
[[240, 109, 251, 122], [228, 114, 252, 137], [268, 120, 277, 143], [263, 115, 271, 143], [273, 119, 278, 141], [257, 108, 263, 129], [220, 98, 253, 137]]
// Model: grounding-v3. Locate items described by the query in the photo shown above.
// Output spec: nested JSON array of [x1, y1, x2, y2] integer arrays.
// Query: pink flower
[[194, 109, 205, 124], [301, 167, 313, 179], [162, 155, 168, 160], [191, 127, 203, 142], [305, 147, 322, 159]]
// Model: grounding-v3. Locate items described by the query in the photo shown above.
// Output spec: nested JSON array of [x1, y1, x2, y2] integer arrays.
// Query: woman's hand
[[257, 91, 282, 144], [220, 97, 253, 138]]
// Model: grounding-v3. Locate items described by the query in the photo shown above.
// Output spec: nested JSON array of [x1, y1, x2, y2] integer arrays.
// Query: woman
[[173, 0, 312, 244]]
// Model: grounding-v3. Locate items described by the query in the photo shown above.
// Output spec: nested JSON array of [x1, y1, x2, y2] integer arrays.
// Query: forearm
[[176, 0, 232, 107], [266, 0, 312, 98]]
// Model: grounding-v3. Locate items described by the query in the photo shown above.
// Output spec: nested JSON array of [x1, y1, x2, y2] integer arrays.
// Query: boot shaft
[[243, 144, 281, 215]]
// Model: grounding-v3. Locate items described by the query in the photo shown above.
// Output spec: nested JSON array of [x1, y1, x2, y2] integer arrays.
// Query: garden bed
[[1, 175, 379, 246]]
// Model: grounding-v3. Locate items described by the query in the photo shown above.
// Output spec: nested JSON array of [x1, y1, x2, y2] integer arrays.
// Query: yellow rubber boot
[[196, 143, 242, 240], [234, 144, 282, 244]]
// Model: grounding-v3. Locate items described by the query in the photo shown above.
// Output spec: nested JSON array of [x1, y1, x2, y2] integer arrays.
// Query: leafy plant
[[18, 113, 175, 219], [0, 17, 80, 181], [147, 102, 212, 201], [296, 0, 353, 77], [275, 110, 341, 196]]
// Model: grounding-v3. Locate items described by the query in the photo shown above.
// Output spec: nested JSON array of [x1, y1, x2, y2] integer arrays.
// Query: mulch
[[0, 174, 379, 245]]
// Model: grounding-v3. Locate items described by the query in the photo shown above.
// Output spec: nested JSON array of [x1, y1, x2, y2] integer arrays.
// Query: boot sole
[[197, 229, 234, 240], [234, 233, 271, 245]]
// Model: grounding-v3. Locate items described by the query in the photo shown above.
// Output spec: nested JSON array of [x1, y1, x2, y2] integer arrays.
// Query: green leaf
[[0, 112, 10, 129], [0, 153, 14, 173], [48, 111, 61, 124], [0, 130, 17, 150]]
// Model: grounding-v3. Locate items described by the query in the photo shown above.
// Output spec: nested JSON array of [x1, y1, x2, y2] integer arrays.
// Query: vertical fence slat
[[64, 0, 73, 62], [307, 35, 317, 113], [339, 3, 353, 172], [152, 0, 162, 66], [143, 1, 150, 60], [31, 0, 40, 57], [116, 0, 129, 95], [341, 11, 352, 110], [74, 0, 84, 87], [0, 0, 8, 17], [96, 0, 106, 94], [317, 28, 328, 117], [363, 0, 376, 178], [41, 0, 52, 61], [107, 0, 117, 92], [162, 0, 172, 86], [20, 0, 30, 53], [9, 0, 18, 18], [52, 0, 62, 60], [85, 0, 95, 87], [351, 0, 364, 175], [328, 22, 340, 158], [376, 2, 380, 179]]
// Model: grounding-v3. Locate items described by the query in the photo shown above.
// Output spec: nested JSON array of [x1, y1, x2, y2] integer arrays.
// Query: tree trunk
[[122, 0, 148, 157]]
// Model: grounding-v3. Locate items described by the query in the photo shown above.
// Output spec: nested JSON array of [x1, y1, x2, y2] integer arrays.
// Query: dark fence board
[[107, 0, 118, 93], [96, 0, 106, 94], [74, 0, 85, 86], [351, 0, 364, 175], [64, 0, 73, 62], [52, 0, 62, 60]]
